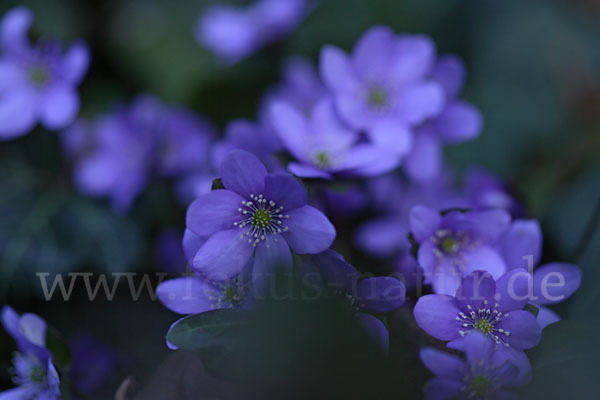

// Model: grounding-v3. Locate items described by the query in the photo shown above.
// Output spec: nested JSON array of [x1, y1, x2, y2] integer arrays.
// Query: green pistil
[[441, 237, 459, 254], [368, 87, 387, 107], [474, 318, 493, 334], [252, 209, 271, 228], [29, 65, 48, 87], [470, 374, 492, 397], [223, 286, 237, 302], [315, 151, 331, 168], [29, 365, 45, 383]]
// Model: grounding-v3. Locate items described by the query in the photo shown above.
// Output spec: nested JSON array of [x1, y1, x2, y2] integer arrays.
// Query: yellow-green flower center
[[368, 87, 387, 107], [441, 237, 459, 254], [315, 151, 331, 168], [223, 286, 238, 302], [474, 318, 493, 334], [470, 374, 492, 397], [29, 65, 48, 86], [252, 209, 272, 229]]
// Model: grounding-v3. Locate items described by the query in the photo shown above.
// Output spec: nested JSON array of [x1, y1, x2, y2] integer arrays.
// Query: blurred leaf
[[166, 309, 246, 350], [522, 319, 600, 398], [523, 303, 539, 318]]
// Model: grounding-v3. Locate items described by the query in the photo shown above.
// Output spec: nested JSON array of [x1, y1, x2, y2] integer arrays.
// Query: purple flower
[[409, 205, 510, 295], [413, 270, 542, 382], [196, 0, 309, 64], [0, 7, 89, 140], [464, 168, 523, 217], [320, 26, 442, 155], [420, 331, 526, 400], [270, 98, 408, 179], [1, 306, 61, 399], [63, 95, 215, 211], [186, 150, 335, 283], [403, 56, 482, 182], [299, 250, 406, 351], [496, 219, 582, 328], [69, 333, 120, 394]]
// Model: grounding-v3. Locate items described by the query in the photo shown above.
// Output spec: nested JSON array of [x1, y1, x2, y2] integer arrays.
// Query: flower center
[[235, 194, 289, 247], [441, 237, 459, 254], [29, 365, 45, 383], [368, 87, 387, 108], [470, 375, 492, 397], [314, 151, 331, 168], [29, 65, 49, 87], [208, 279, 245, 309], [456, 301, 511, 346]]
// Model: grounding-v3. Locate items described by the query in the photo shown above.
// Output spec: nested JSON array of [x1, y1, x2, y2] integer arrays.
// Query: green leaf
[[166, 309, 247, 350], [45, 325, 71, 372], [523, 303, 539, 318], [211, 178, 225, 191]]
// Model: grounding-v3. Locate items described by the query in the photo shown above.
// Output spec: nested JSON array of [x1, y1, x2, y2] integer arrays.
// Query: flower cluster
[[61, 95, 216, 211]]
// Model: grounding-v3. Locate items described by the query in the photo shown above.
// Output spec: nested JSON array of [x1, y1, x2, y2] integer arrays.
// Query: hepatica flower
[[410, 205, 510, 295], [0, 7, 89, 140], [300, 250, 406, 351], [186, 150, 335, 283], [320, 26, 442, 155], [270, 98, 406, 179], [420, 331, 525, 400], [414, 270, 542, 382], [1, 306, 61, 399], [196, 0, 309, 64]]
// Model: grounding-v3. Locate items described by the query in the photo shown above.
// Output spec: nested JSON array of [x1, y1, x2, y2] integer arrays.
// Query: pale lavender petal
[[263, 172, 307, 211], [395, 82, 444, 125], [368, 119, 413, 155], [423, 378, 462, 400], [403, 130, 442, 182], [320, 45, 359, 93], [434, 100, 482, 143], [353, 218, 407, 257], [156, 277, 217, 315], [39, 85, 79, 129], [182, 229, 207, 262], [413, 294, 462, 341], [455, 271, 496, 313], [0, 387, 30, 400], [193, 229, 254, 280], [0, 88, 37, 139], [392, 34, 436, 85], [432, 55, 466, 98], [220, 150, 267, 198], [499, 220, 542, 270], [533, 262, 581, 305], [62, 41, 90, 84], [1, 7, 31, 54], [492, 346, 532, 387], [357, 277, 405, 312], [287, 162, 332, 179], [410, 205, 442, 242], [462, 245, 506, 279], [268, 101, 310, 162], [419, 347, 465, 380], [352, 25, 396, 79], [283, 205, 335, 254], [444, 209, 511, 243], [0, 60, 25, 91], [338, 145, 402, 177], [186, 190, 244, 237]]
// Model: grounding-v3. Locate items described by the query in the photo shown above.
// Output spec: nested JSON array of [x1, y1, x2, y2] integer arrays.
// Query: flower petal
[[403, 130, 442, 182], [536, 306, 560, 329], [220, 150, 267, 198], [432, 54, 466, 97], [455, 271, 496, 313], [268, 101, 309, 162], [497, 310, 541, 350], [353, 217, 407, 257], [319, 45, 358, 93], [532, 262, 581, 305], [423, 378, 462, 400], [156, 277, 217, 315], [62, 41, 90, 84], [413, 294, 462, 341], [395, 82, 444, 125], [186, 189, 244, 237], [368, 119, 414, 156], [392, 34, 436, 85], [39, 85, 79, 129], [434, 100, 482, 143], [420, 347, 465, 380], [287, 162, 332, 179], [410, 205, 442, 242], [357, 277, 406, 312], [193, 229, 254, 280], [283, 205, 335, 254], [462, 245, 507, 279], [355, 312, 389, 353], [352, 25, 396, 79], [252, 236, 292, 294], [0, 88, 36, 139], [263, 172, 307, 211], [182, 229, 207, 262], [1, 7, 31, 54], [494, 268, 533, 313], [499, 220, 542, 270]]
